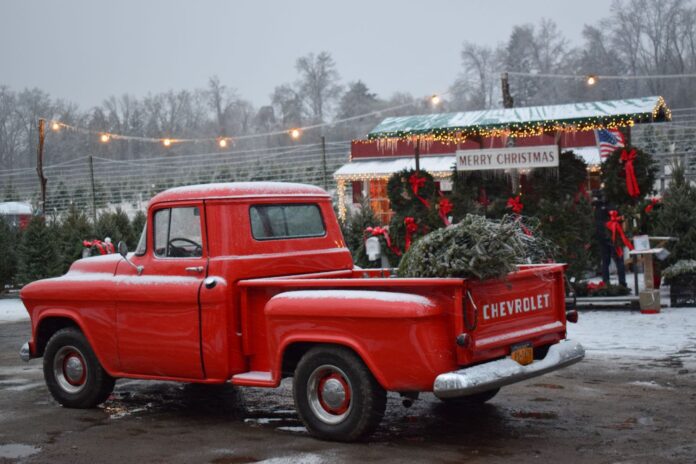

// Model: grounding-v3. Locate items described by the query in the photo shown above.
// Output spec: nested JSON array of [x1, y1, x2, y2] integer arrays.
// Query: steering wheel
[[167, 237, 202, 257]]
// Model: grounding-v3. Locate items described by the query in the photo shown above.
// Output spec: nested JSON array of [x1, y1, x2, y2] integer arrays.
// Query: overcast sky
[[1, 0, 609, 109]]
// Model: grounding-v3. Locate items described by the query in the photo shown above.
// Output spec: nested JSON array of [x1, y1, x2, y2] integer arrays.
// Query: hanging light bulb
[[218, 138, 228, 148], [162, 138, 172, 147], [51, 121, 61, 131], [100, 133, 110, 143], [431, 94, 441, 106], [289, 128, 301, 140], [586, 75, 598, 86]]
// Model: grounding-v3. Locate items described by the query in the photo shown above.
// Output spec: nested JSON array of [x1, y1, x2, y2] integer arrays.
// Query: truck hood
[[20, 254, 122, 301]]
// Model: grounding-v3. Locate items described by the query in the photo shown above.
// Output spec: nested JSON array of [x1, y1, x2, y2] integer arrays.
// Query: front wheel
[[293, 346, 386, 442], [43, 327, 115, 408]]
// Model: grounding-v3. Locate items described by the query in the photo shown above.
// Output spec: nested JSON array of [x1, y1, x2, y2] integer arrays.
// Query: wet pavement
[[1, 320, 695, 463]]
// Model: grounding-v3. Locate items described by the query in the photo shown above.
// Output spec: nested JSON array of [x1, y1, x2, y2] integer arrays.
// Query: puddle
[[0, 443, 41, 459]]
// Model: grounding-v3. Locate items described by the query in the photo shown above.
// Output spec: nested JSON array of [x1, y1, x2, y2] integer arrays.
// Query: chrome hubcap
[[307, 365, 353, 425], [53, 346, 88, 394]]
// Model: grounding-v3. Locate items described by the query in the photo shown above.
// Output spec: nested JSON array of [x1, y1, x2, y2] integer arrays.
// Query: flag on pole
[[595, 128, 625, 158]]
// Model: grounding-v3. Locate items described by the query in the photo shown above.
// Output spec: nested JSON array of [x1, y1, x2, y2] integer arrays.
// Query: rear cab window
[[250, 204, 325, 240]]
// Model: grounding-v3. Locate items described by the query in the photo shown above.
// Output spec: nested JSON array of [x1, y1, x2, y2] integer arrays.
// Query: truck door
[[115, 204, 207, 379]]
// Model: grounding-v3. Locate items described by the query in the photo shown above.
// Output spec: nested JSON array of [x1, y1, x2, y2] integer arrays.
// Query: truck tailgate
[[460, 264, 567, 365]]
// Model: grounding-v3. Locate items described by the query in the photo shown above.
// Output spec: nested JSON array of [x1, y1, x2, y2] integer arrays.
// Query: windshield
[[135, 223, 147, 255]]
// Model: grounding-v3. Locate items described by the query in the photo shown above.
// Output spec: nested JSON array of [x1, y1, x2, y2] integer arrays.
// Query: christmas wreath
[[448, 167, 511, 219], [600, 146, 657, 206], [387, 168, 437, 213], [525, 151, 588, 207]]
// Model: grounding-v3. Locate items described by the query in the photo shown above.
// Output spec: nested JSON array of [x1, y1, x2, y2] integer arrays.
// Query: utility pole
[[88, 155, 97, 225], [501, 72, 518, 191], [501, 72, 514, 109], [36, 119, 47, 216], [320, 136, 328, 190]]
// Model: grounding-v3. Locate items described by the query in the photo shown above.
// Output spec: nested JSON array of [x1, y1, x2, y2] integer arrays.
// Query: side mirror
[[117, 241, 144, 275]]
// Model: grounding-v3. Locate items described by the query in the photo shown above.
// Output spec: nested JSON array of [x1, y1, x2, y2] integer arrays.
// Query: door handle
[[185, 266, 204, 273]]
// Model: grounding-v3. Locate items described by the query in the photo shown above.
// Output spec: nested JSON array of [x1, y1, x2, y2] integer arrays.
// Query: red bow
[[587, 281, 606, 291], [408, 173, 430, 208], [506, 195, 524, 214], [478, 187, 490, 207], [365, 226, 401, 256], [620, 148, 640, 198], [645, 197, 660, 213], [404, 217, 418, 251], [439, 198, 453, 226], [605, 210, 634, 257]]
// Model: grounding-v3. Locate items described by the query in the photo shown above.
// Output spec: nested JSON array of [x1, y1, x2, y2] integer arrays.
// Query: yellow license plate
[[511, 343, 534, 366]]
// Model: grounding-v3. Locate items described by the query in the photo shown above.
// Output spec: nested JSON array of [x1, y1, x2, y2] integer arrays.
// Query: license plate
[[511, 342, 534, 366]]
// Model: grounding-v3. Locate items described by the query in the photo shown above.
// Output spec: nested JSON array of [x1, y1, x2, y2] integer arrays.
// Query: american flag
[[595, 128, 625, 158]]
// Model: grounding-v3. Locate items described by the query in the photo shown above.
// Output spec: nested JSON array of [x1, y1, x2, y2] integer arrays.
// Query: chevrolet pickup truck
[[20, 182, 584, 441]]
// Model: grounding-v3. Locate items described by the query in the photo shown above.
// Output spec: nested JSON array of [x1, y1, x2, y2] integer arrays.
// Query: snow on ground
[[1, 296, 694, 367], [567, 307, 696, 367], [0, 298, 28, 323]]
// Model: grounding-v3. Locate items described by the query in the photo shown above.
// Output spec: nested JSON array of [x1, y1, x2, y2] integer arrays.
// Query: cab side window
[[153, 207, 203, 258]]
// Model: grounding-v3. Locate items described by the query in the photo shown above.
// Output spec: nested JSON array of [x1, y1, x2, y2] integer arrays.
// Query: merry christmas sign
[[456, 145, 559, 171]]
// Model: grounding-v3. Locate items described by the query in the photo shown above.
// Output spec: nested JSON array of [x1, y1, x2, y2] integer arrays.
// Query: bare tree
[[295, 51, 342, 123]]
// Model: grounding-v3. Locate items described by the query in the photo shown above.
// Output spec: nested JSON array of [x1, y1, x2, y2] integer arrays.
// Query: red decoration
[[438, 198, 453, 226], [478, 187, 490, 207], [404, 217, 418, 251], [506, 195, 524, 214], [645, 197, 660, 214], [408, 173, 430, 208], [620, 148, 640, 198], [605, 210, 634, 257], [365, 226, 401, 256], [587, 281, 606, 291], [82, 239, 114, 255]]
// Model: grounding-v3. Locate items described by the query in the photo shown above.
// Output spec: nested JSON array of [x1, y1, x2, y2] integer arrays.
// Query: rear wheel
[[293, 346, 386, 442], [43, 328, 115, 408], [440, 388, 500, 406]]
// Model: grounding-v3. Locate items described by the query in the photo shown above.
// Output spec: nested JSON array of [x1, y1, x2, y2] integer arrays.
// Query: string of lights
[[505, 71, 696, 86], [44, 92, 447, 148]]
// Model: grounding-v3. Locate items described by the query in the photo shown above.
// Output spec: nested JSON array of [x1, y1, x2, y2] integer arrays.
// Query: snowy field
[[2, 298, 694, 367], [0, 298, 28, 323]]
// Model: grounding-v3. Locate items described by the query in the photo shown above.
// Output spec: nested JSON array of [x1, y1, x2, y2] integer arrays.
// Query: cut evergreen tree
[[397, 214, 554, 280], [96, 207, 135, 246]]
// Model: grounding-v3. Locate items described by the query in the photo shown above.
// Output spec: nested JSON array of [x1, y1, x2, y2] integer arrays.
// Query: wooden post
[[320, 136, 328, 190], [501, 73, 518, 191], [414, 138, 420, 173], [36, 119, 47, 216], [88, 155, 97, 225]]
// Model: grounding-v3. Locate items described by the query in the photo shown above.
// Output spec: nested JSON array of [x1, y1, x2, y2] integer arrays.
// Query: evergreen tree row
[[0, 207, 146, 290]]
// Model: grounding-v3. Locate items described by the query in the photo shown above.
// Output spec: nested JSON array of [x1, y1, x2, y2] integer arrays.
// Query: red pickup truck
[[20, 182, 584, 441]]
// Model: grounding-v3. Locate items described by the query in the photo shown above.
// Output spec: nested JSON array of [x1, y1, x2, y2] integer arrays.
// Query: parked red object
[[19, 182, 584, 441]]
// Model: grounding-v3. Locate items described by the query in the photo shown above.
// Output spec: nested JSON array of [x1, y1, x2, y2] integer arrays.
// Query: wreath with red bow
[[600, 146, 657, 207], [387, 168, 437, 212]]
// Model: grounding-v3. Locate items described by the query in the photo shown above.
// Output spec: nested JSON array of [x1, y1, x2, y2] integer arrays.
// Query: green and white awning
[[367, 96, 670, 140]]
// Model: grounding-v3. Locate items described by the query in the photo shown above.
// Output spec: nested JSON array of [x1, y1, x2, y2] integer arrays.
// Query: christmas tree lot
[[359, 152, 600, 282]]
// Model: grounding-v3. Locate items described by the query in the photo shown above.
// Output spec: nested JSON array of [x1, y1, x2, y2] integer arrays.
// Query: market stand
[[335, 96, 670, 222]]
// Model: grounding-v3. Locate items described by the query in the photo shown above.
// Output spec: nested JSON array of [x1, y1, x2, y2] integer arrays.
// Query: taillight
[[566, 310, 579, 323]]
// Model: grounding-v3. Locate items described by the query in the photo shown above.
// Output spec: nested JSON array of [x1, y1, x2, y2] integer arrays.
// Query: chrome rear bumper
[[433, 340, 585, 399], [19, 342, 31, 362]]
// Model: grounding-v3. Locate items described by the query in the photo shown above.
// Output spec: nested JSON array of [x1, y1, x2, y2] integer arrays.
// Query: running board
[[231, 371, 276, 387]]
